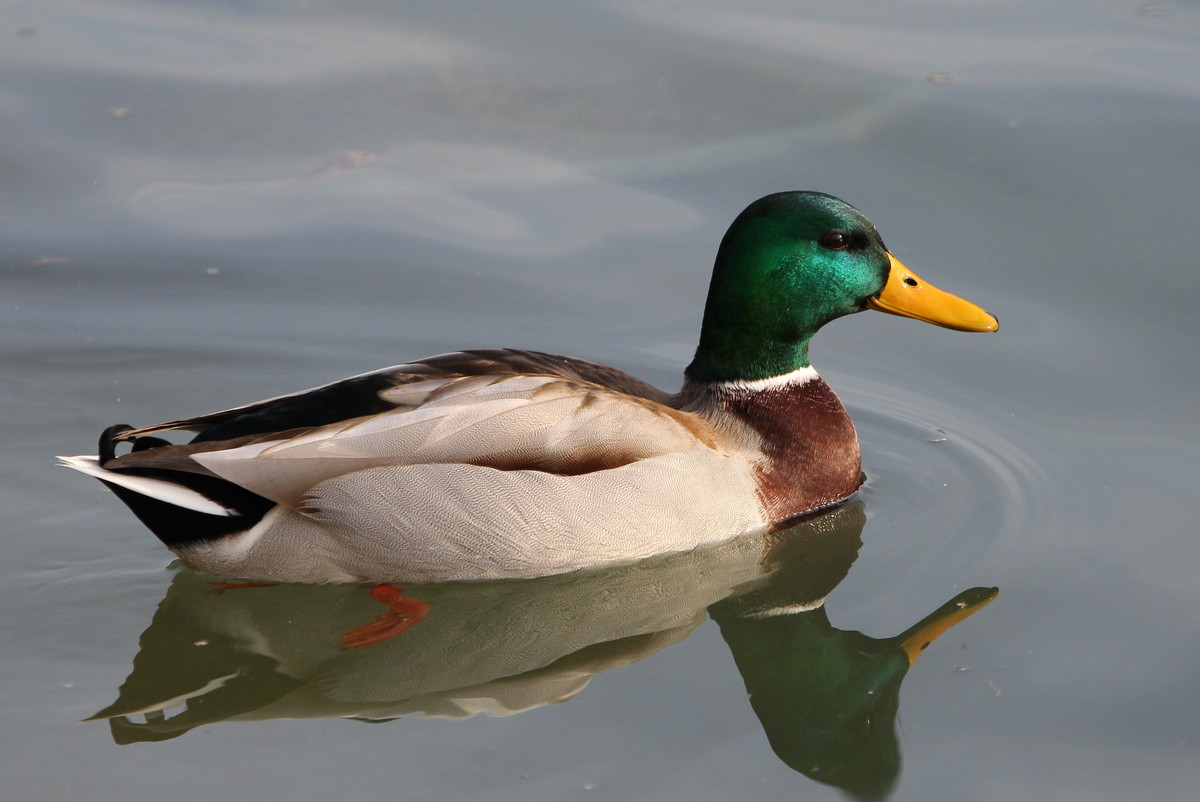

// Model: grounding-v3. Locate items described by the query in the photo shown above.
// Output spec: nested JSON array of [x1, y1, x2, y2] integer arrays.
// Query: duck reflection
[[92, 503, 994, 799]]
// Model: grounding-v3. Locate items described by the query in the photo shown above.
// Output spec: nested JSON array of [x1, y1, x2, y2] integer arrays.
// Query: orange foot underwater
[[340, 584, 430, 650]]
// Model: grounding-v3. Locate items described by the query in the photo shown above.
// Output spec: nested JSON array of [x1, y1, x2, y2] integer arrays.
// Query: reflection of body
[[93, 502, 995, 802], [63, 193, 996, 583], [95, 514, 811, 741]]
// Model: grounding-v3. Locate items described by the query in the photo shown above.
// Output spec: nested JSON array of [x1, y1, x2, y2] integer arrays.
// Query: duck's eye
[[820, 231, 850, 251]]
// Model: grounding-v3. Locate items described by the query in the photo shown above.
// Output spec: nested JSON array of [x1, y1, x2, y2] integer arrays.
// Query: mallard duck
[[61, 192, 997, 583]]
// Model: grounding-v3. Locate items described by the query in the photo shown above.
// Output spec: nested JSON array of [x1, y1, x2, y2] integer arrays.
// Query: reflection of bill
[[91, 502, 995, 799]]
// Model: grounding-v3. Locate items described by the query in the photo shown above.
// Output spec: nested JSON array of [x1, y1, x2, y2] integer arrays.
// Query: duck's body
[[62, 351, 858, 582], [62, 192, 997, 583]]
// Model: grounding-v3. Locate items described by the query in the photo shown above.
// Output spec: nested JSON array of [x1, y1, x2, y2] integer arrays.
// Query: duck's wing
[[105, 354, 721, 511], [115, 349, 670, 444], [188, 373, 720, 509]]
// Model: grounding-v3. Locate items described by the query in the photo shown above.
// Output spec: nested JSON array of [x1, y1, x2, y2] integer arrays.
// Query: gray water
[[4, 1, 1199, 800]]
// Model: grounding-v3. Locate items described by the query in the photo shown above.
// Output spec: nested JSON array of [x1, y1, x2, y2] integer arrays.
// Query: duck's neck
[[680, 367, 862, 522], [684, 338, 812, 384]]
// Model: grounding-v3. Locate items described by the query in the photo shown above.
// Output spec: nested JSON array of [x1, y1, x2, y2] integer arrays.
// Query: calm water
[[4, 1, 1199, 800]]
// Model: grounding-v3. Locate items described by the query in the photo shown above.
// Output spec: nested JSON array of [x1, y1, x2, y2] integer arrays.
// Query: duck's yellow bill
[[897, 587, 999, 666], [867, 255, 999, 332]]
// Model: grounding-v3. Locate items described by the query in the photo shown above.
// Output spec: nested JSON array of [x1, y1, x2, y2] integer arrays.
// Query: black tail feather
[[96, 423, 276, 548], [132, 435, 172, 452], [99, 424, 133, 464], [103, 477, 275, 548]]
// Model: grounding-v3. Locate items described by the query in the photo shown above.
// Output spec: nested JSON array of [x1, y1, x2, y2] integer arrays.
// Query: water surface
[[3, 1, 1199, 800]]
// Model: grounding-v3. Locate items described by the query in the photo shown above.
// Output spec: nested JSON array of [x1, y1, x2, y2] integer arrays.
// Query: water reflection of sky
[[3, 1, 1200, 800]]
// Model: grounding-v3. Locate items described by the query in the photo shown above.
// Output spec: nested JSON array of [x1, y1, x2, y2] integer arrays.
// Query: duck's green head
[[685, 192, 998, 383]]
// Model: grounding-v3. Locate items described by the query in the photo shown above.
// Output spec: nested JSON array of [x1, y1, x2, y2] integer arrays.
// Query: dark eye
[[820, 231, 850, 251]]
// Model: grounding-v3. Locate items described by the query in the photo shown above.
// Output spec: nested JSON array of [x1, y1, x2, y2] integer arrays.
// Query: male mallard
[[61, 192, 997, 583]]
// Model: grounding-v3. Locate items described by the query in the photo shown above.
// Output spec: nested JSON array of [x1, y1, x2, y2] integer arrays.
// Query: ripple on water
[[839, 374, 1057, 591]]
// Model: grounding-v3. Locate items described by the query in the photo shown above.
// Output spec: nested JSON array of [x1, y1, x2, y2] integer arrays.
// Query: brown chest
[[723, 378, 862, 521]]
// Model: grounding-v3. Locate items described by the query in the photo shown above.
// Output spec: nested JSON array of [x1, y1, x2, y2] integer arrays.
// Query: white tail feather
[[57, 455, 235, 516]]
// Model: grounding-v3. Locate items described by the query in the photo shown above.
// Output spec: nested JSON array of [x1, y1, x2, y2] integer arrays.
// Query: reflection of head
[[711, 507, 996, 800], [711, 606, 904, 801]]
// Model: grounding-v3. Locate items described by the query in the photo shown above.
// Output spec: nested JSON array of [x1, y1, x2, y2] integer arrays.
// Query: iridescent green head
[[685, 192, 997, 383]]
